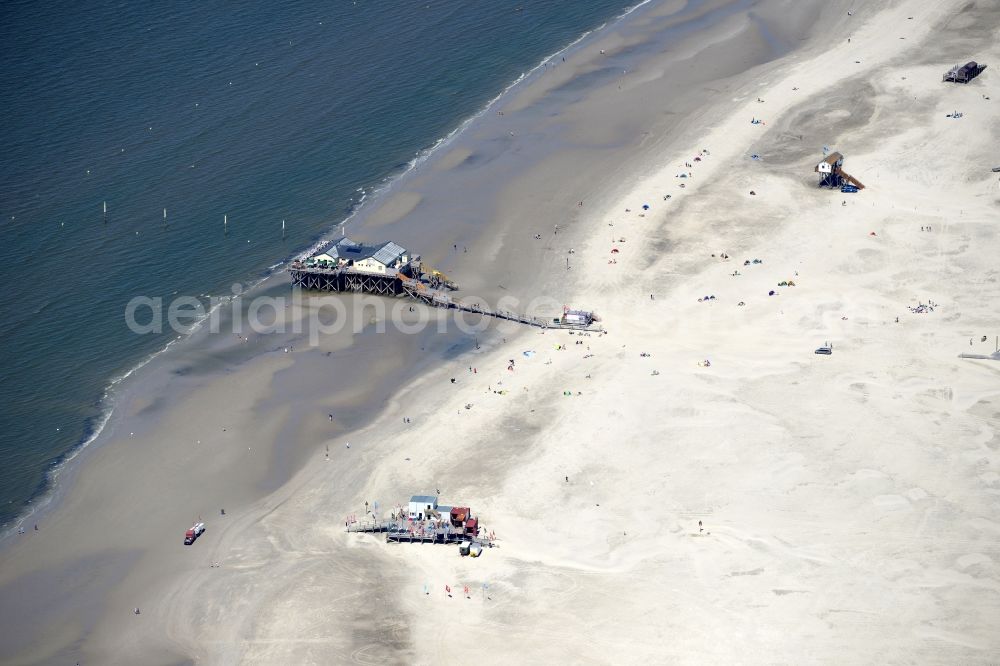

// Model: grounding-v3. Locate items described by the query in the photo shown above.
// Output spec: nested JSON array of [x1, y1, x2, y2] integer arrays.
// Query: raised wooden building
[[815, 152, 865, 190], [943, 61, 987, 83]]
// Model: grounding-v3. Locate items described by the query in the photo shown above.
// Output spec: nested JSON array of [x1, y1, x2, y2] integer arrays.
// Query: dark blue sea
[[0, 0, 637, 527]]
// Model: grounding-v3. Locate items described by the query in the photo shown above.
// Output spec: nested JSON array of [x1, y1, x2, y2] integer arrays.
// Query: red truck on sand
[[184, 522, 206, 545]]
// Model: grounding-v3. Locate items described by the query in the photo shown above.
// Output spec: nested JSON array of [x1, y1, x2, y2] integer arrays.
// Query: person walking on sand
[[699, 520, 703, 533]]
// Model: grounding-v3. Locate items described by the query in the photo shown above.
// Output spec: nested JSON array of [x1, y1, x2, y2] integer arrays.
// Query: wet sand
[[3, 0, 999, 663]]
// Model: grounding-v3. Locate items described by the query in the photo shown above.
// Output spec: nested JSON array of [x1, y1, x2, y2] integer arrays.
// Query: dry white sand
[[388, 4, 1000, 661], [2, 0, 998, 663], [183, 2, 999, 662]]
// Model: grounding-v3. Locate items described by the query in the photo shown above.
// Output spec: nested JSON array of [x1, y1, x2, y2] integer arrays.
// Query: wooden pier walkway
[[346, 520, 496, 547], [397, 276, 573, 329], [289, 263, 603, 332]]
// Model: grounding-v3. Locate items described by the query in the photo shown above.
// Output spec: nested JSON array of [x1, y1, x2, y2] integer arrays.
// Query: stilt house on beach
[[311, 237, 409, 274], [289, 240, 604, 331], [815, 152, 865, 190], [943, 61, 987, 83]]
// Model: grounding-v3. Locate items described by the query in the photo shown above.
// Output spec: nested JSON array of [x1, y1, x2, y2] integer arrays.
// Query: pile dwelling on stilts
[[289, 236, 603, 331], [942, 60, 986, 83], [346, 495, 495, 555], [815, 152, 865, 191]]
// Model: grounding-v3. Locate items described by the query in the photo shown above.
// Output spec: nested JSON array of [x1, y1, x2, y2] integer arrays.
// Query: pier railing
[[346, 519, 497, 547]]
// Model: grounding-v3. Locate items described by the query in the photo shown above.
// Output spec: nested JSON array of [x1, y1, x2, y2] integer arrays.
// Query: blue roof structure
[[314, 237, 359, 260], [409, 495, 437, 504], [372, 241, 407, 266], [314, 237, 407, 266]]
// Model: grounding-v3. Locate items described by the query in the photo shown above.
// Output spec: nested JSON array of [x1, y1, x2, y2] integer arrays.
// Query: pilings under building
[[289, 236, 603, 331]]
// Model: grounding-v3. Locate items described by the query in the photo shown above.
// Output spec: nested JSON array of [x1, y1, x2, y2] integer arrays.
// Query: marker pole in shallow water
[[282, 219, 285, 239], [103, 201, 107, 224], [224, 214, 228, 235], [163, 208, 167, 226]]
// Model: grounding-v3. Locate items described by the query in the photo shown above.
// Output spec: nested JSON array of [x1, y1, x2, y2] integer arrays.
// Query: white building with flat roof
[[408, 495, 438, 520]]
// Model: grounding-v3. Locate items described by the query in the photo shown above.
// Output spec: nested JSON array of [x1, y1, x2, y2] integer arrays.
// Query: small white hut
[[815, 152, 844, 174], [408, 495, 438, 520]]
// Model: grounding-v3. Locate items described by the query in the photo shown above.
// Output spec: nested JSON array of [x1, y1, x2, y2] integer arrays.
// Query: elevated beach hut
[[816, 152, 844, 176], [943, 61, 987, 83], [815, 152, 865, 190], [559, 307, 597, 328]]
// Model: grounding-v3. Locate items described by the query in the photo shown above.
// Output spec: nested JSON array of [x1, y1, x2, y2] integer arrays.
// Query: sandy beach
[[2, 0, 999, 663]]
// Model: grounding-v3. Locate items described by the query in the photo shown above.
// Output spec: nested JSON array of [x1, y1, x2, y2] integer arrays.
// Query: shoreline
[[0, 0, 772, 553], [4, 0, 999, 663], [6, 0, 795, 541], [0, 0, 665, 538]]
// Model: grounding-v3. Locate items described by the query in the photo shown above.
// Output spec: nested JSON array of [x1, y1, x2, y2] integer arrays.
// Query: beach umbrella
[[642, 204, 650, 210]]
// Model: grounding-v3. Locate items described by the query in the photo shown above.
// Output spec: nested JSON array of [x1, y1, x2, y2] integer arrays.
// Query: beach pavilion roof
[[410, 495, 437, 504], [313, 237, 407, 266], [314, 237, 360, 261], [371, 241, 407, 266]]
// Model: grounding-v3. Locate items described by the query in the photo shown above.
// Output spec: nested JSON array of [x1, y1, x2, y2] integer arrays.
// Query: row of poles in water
[[101, 201, 287, 238]]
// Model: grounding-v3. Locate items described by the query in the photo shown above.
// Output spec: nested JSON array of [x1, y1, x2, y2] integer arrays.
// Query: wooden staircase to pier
[[398, 277, 599, 331], [839, 170, 865, 189]]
